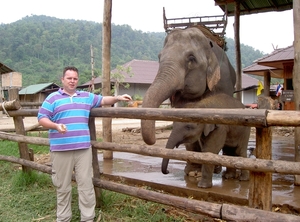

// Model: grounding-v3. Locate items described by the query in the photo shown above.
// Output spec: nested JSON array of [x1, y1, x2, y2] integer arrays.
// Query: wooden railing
[[1, 102, 300, 221]]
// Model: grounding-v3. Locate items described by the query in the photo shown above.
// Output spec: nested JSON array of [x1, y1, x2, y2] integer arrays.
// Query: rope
[[1, 102, 10, 117]]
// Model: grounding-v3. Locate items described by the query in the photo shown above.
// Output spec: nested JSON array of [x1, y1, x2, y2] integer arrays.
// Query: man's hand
[[117, 94, 132, 101], [57, 124, 67, 134]]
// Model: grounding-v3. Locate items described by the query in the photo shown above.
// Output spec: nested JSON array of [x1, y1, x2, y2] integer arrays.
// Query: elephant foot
[[185, 163, 221, 177], [214, 165, 222, 174], [197, 179, 212, 188], [184, 163, 202, 177], [184, 175, 201, 184], [222, 168, 237, 179], [239, 170, 249, 181]]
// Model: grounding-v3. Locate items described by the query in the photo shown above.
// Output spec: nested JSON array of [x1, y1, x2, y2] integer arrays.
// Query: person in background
[[37, 66, 132, 222]]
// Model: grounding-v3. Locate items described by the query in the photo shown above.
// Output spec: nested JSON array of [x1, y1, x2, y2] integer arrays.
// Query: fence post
[[89, 117, 102, 207], [249, 127, 272, 210], [8, 88, 32, 172]]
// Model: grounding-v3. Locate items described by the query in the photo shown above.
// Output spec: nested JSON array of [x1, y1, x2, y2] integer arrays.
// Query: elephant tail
[[233, 85, 257, 93]]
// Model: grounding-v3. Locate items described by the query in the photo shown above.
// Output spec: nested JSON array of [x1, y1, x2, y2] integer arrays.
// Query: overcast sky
[[1, 0, 294, 54]]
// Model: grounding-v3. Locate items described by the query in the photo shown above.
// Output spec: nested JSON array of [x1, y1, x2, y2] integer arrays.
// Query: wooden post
[[249, 127, 272, 210], [90, 44, 95, 92], [8, 88, 31, 172], [234, 0, 242, 102], [0, 99, 21, 111], [102, 0, 113, 159], [293, 0, 300, 185], [264, 71, 271, 96], [89, 117, 102, 207]]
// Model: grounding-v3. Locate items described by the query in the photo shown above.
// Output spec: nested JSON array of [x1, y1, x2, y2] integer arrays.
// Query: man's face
[[61, 70, 79, 95]]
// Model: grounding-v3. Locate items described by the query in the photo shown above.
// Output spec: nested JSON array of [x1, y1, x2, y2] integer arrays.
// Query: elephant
[[161, 93, 251, 188], [141, 27, 236, 145]]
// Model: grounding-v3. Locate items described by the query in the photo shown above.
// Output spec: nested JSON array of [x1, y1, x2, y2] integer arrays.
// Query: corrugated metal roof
[[243, 63, 283, 78], [19, 82, 60, 95], [241, 73, 259, 88], [81, 59, 159, 86], [242, 46, 294, 78], [215, 0, 293, 16], [81, 59, 259, 89], [114, 59, 159, 84], [0, 62, 14, 74], [256, 45, 294, 68]]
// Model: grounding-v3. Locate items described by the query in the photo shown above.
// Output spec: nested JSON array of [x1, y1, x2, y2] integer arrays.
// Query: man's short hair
[[63, 66, 79, 77]]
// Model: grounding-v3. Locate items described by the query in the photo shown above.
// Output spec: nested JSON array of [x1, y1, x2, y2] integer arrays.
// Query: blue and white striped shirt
[[37, 88, 102, 151]]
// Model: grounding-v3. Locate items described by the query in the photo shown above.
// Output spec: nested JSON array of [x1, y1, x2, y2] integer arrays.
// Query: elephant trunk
[[141, 64, 182, 145], [161, 157, 170, 174], [161, 135, 178, 174]]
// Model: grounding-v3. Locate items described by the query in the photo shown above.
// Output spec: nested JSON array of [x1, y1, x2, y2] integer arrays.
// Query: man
[[38, 66, 132, 222]]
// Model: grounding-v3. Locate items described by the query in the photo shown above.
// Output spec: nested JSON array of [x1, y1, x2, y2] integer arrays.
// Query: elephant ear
[[206, 47, 221, 91], [203, 124, 216, 137]]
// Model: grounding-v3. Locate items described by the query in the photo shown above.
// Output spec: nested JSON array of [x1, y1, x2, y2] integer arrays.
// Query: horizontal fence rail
[[0, 132, 299, 175], [4, 107, 300, 127]]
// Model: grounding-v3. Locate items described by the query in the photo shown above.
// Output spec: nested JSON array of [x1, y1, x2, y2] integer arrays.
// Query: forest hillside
[[0, 15, 265, 87]]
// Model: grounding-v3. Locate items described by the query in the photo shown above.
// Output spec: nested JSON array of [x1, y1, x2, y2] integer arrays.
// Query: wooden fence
[[1, 101, 300, 221]]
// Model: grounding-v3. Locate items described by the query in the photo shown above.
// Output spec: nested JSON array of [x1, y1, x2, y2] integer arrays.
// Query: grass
[[0, 135, 198, 222]]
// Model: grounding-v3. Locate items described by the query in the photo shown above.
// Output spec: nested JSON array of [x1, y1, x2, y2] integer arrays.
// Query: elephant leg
[[235, 129, 250, 181], [198, 126, 226, 188], [214, 165, 222, 174], [198, 164, 214, 188], [222, 146, 238, 179], [184, 142, 202, 177], [223, 168, 237, 179]]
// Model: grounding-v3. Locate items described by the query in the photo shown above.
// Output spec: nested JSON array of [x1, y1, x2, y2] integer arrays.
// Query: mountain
[[0, 15, 265, 87]]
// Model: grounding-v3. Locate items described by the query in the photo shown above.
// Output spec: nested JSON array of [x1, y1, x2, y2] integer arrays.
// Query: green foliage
[[11, 170, 51, 192], [0, 15, 165, 87], [0, 15, 264, 88], [111, 65, 133, 94], [132, 94, 143, 101], [225, 38, 266, 69]]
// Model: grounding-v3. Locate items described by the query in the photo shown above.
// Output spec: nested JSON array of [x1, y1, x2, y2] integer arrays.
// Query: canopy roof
[[243, 46, 294, 78], [19, 83, 60, 95], [215, 0, 293, 16], [0, 62, 14, 74]]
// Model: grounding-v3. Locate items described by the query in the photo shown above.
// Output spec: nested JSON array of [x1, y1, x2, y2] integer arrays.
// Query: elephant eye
[[185, 124, 194, 131], [188, 55, 196, 63]]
